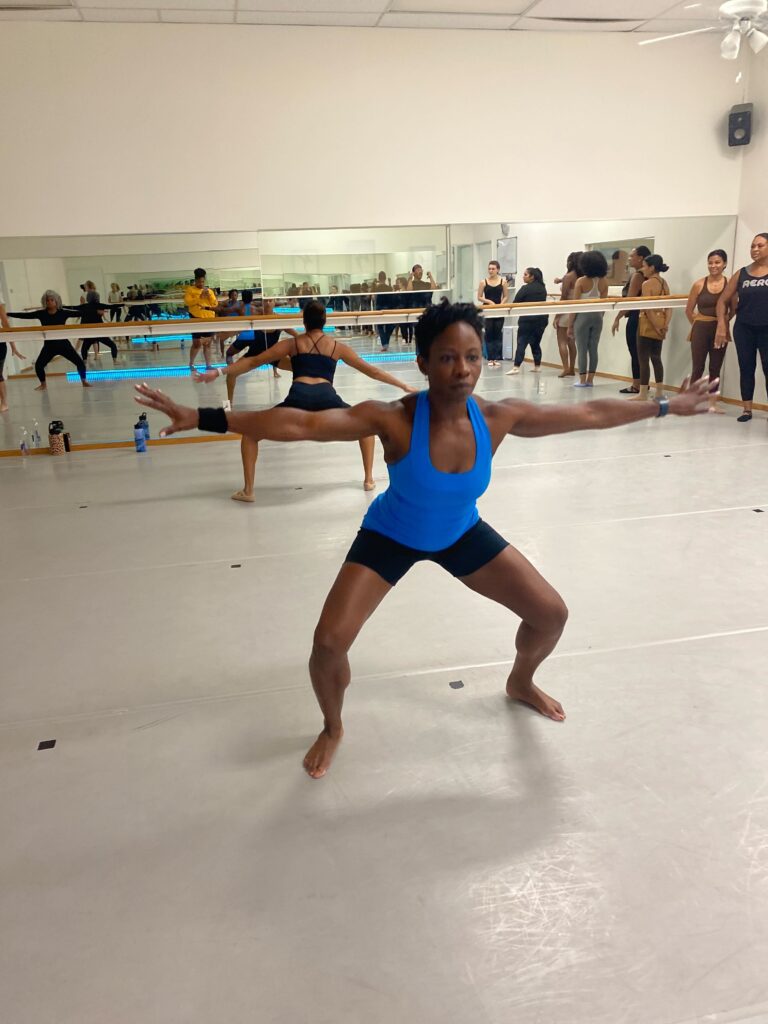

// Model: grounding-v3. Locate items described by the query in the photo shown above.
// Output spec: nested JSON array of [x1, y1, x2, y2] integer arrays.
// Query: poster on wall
[[496, 237, 517, 275]]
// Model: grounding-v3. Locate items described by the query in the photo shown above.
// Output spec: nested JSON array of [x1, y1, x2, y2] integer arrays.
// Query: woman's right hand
[[611, 315, 621, 336], [192, 368, 218, 383]]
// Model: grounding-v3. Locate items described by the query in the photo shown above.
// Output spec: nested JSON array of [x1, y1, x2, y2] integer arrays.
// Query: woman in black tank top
[[715, 232, 768, 421], [195, 300, 414, 501], [476, 260, 508, 366]]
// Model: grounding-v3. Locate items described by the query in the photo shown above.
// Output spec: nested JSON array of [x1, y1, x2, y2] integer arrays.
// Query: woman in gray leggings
[[568, 251, 608, 388]]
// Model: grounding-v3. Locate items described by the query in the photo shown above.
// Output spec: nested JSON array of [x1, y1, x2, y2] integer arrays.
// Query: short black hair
[[415, 298, 484, 359], [242, 289, 253, 303], [634, 245, 652, 259], [303, 299, 327, 331], [578, 251, 609, 278], [193, 267, 206, 280], [566, 251, 583, 273]]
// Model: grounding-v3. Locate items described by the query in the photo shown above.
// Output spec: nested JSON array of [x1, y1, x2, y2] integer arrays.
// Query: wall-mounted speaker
[[728, 103, 753, 147]]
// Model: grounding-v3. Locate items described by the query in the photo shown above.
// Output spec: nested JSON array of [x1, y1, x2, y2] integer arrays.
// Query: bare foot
[[363, 479, 376, 492], [273, 369, 281, 378], [708, 406, 725, 415], [506, 678, 565, 722], [34, 383, 47, 392], [82, 381, 92, 388], [628, 394, 647, 402], [303, 728, 343, 779], [231, 490, 255, 503]]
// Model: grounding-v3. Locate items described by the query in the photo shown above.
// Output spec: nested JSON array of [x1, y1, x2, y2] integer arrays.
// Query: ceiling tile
[[391, 0, 529, 12], [0, 6, 80, 17], [657, 1, 723, 18], [159, 7, 234, 19], [515, 15, 644, 30], [637, 18, 718, 32], [81, 7, 160, 19], [78, 0, 233, 9], [525, 0, 671, 15], [238, 0, 383, 9], [379, 11, 519, 28], [237, 9, 378, 23]]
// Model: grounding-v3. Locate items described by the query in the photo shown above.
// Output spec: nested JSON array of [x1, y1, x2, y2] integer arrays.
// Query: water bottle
[[180, 337, 186, 351], [20, 429, 30, 456], [134, 423, 147, 453], [32, 420, 41, 447], [139, 412, 150, 440]]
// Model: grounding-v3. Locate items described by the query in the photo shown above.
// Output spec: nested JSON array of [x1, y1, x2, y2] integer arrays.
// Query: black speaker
[[728, 103, 753, 147]]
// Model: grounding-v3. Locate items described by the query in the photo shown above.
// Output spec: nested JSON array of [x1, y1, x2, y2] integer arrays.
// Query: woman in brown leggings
[[633, 255, 671, 401], [685, 249, 729, 413]]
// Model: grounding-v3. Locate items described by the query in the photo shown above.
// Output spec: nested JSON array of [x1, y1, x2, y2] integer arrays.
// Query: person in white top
[[0, 291, 27, 413]]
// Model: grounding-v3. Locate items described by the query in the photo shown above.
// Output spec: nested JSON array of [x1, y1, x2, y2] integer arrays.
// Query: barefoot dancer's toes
[[303, 730, 343, 779], [506, 680, 566, 722]]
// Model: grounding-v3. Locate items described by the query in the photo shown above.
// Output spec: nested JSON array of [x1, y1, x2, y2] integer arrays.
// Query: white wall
[[0, 24, 746, 237]]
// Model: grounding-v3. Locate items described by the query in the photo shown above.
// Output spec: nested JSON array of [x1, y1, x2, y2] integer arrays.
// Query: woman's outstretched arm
[[134, 383, 394, 443]]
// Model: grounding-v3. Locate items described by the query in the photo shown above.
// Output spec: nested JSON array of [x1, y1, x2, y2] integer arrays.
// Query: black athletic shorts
[[277, 380, 349, 411], [345, 519, 509, 586]]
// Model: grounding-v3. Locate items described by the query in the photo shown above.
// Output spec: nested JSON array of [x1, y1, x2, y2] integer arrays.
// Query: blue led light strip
[[65, 351, 416, 382]]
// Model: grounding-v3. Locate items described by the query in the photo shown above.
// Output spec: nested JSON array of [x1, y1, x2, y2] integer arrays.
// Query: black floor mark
[[231, 563, 242, 568], [754, 509, 764, 513], [37, 740, 56, 751], [449, 680, 464, 690], [294, 487, 303, 490], [664, 455, 671, 458], [79, 505, 88, 509]]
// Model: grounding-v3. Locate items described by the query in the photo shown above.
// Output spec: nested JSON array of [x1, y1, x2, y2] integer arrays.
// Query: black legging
[[484, 317, 504, 361], [399, 322, 413, 344], [733, 320, 768, 402], [35, 339, 86, 382], [626, 311, 640, 381], [81, 336, 118, 360], [514, 320, 547, 367], [637, 335, 664, 385], [110, 307, 122, 322]]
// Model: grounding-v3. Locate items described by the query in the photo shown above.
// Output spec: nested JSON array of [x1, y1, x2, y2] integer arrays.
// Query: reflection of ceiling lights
[[721, 24, 743, 56]]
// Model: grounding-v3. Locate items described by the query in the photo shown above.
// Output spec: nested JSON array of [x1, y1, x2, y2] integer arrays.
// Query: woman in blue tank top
[[195, 300, 414, 501], [137, 300, 716, 779]]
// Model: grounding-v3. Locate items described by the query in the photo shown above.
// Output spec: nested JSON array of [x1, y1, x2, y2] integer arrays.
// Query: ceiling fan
[[639, 0, 768, 58]]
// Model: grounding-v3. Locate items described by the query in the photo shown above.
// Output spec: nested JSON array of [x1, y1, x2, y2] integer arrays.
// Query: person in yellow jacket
[[184, 267, 218, 371]]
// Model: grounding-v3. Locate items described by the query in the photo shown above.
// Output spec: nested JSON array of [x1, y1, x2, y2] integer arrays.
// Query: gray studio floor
[[2, 364, 768, 1024]]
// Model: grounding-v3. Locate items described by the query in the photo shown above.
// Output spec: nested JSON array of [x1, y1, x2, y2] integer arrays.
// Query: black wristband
[[197, 407, 229, 434]]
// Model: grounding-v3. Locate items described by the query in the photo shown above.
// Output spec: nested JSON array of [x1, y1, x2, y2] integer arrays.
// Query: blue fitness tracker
[[654, 397, 670, 418]]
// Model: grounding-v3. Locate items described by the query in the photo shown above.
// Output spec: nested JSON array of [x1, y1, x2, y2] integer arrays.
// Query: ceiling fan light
[[748, 26, 768, 52], [721, 26, 742, 58]]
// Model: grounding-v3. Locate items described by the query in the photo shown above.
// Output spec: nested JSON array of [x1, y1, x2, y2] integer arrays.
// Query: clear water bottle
[[20, 428, 30, 456], [32, 420, 41, 447], [134, 422, 147, 453], [139, 412, 150, 440]]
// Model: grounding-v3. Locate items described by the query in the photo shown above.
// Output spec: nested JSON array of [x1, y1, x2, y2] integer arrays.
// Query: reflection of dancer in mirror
[[715, 233, 768, 423], [6, 291, 90, 390], [685, 249, 731, 414], [195, 300, 415, 503], [0, 296, 27, 412], [507, 267, 549, 375], [477, 260, 509, 368], [611, 245, 651, 395], [184, 268, 218, 371], [138, 300, 717, 779], [553, 251, 581, 377], [223, 293, 285, 403]]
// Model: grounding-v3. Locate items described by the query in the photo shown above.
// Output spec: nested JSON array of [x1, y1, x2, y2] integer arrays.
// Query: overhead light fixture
[[721, 25, 742, 58], [748, 25, 768, 50]]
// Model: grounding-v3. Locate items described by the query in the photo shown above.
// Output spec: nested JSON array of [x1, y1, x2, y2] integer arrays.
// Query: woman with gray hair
[[6, 290, 90, 389]]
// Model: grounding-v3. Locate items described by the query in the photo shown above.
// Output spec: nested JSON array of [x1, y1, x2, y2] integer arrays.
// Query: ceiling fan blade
[[638, 26, 716, 45]]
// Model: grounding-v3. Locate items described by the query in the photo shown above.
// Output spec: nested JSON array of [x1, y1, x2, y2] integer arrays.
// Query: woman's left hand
[[134, 383, 199, 437]]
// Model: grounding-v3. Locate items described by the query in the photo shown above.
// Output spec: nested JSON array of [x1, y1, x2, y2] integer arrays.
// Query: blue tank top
[[291, 335, 338, 383], [237, 302, 255, 343], [362, 390, 492, 551]]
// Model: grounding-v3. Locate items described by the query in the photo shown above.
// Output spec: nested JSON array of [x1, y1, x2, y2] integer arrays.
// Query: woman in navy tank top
[[137, 301, 716, 780], [715, 232, 768, 422]]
